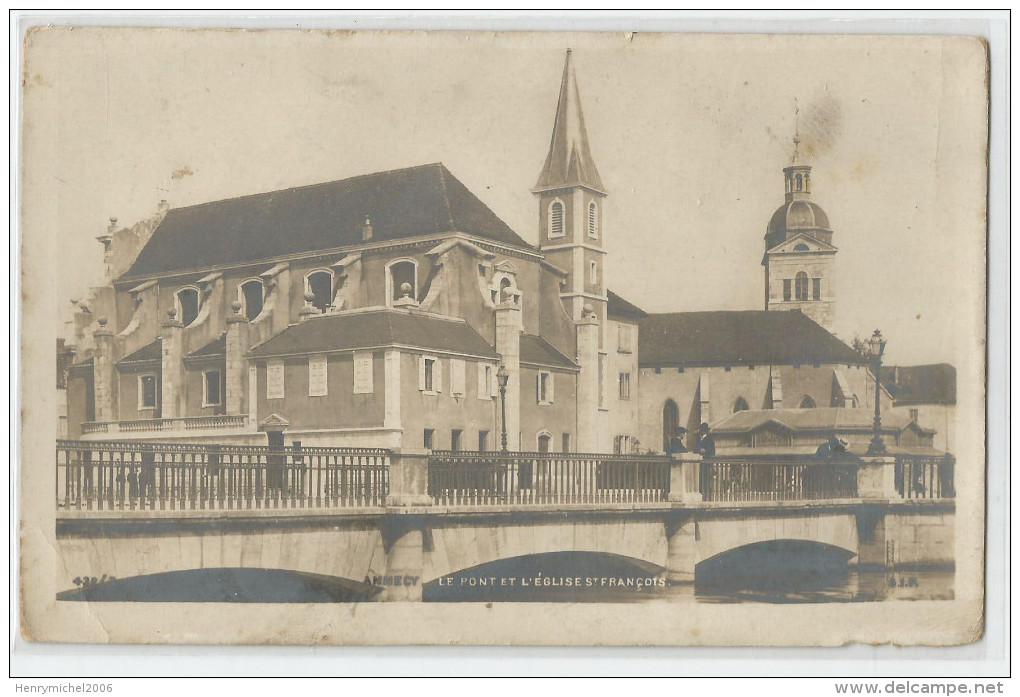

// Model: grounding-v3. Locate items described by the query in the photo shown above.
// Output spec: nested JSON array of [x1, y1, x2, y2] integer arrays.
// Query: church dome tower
[[762, 130, 838, 331]]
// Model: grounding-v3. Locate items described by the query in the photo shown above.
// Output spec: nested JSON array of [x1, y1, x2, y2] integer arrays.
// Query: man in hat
[[667, 426, 688, 455], [693, 422, 716, 458], [815, 432, 849, 459]]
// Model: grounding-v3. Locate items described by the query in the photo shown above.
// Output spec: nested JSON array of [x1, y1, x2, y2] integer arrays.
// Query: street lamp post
[[866, 329, 888, 456], [496, 364, 510, 452]]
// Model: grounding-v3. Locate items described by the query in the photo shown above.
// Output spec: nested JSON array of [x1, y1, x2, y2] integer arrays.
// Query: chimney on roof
[[361, 216, 373, 242]]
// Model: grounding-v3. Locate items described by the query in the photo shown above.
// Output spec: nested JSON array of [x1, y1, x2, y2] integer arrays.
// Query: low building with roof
[[707, 407, 936, 456]]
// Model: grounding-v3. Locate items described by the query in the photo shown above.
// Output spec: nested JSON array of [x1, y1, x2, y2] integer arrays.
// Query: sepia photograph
[[18, 25, 990, 650]]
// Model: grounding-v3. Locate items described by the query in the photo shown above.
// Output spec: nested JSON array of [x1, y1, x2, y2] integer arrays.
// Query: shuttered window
[[450, 359, 466, 396], [549, 200, 565, 238], [537, 371, 554, 404]]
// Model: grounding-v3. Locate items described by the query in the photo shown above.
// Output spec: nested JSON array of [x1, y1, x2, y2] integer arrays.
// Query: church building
[[61, 50, 940, 457]]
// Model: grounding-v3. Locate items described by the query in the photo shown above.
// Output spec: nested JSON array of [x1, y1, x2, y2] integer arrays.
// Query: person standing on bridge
[[693, 423, 716, 458], [667, 426, 688, 455]]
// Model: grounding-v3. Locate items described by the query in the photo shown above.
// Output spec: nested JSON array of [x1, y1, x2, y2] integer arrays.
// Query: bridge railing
[[895, 454, 955, 499], [699, 456, 860, 502], [56, 440, 390, 511], [427, 451, 671, 506]]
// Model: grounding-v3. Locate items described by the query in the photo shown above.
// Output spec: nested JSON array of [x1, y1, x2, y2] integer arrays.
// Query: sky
[[23, 29, 987, 366]]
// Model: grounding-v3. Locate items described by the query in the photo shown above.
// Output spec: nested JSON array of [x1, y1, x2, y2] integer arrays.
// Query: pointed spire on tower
[[534, 49, 605, 193]]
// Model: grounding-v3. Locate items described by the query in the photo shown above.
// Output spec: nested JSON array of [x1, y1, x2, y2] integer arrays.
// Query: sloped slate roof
[[122, 163, 533, 279], [520, 334, 578, 370], [248, 309, 498, 359], [638, 310, 862, 367], [190, 333, 226, 357], [607, 289, 647, 319], [880, 364, 957, 406], [116, 339, 161, 366]]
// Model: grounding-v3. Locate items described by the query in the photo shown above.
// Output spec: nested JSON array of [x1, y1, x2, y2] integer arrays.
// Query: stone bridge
[[55, 500, 953, 602], [54, 444, 955, 602]]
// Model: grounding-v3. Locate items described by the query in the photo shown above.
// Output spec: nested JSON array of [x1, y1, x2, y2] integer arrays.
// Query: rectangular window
[[266, 360, 285, 399], [617, 324, 632, 353], [478, 430, 489, 451], [450, 358, 466, 396], [419, 356, 441, 393], [909, 408, 919, 421], [537, 370, 554, 404], [451, 429, 463, 452], [203, 370, 222, 407], [618, 372, 631, 400], [478, 363, 493, 400], [308, 354, 328, 397], [423, 429, 434, 450], [353, 352, 373, 394], [589, 261, 598, 286], [138, 373, 157, 410], [561, 433, 571, 453], [783, 279, 792, 301], [812, 278, 821, 300]]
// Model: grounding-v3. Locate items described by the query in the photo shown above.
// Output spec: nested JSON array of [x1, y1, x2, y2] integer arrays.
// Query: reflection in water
[[57, 567, 381, 603], [422, 548, 954, 604]]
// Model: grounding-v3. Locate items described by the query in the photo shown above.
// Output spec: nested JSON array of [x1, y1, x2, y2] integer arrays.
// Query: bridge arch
[[423, 518, 668, 583], [693, 512, 859, 568]]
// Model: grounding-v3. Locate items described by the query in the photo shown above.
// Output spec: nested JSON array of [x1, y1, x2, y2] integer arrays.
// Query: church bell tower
[[533, 50, 608, 335], [763, 128, 838, 331]]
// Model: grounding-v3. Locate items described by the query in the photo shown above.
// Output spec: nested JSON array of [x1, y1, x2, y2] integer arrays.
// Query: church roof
[[638, 310, 864, 368], [533, 50, 604, 194], [520, 334, 578, 371], [247, 309, 498, 360], [121, 163, 533, 280], [880, 363, 957, 406], [607, 289, 647, 319]]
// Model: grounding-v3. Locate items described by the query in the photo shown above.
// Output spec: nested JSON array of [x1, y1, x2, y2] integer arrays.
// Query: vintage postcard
[[19, 28, 988, 646]]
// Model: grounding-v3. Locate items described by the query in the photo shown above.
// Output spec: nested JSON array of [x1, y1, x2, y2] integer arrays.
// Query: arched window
[[537, 432, 552, 453], [795, 271, 809, 301], [548, 200, 565, 238], [175, 287, 200, 327], [850, 394, 860, 409], [795, 173, 803, 191], [386, 259, 417, 305], [587, 201, 598, 238], [662, 399, 679, 452], [304, 270, 333, 312], [733, 397, 750, 413], [804, 174, 810, 192], [799, 395, 817, 409], [239, 280, 264, 321], [793, 243, 810, 252]]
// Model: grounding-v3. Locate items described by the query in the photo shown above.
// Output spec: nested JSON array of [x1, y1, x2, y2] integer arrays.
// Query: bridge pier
[[381, 519, 426, 601], [665, 515, 698, 584]]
